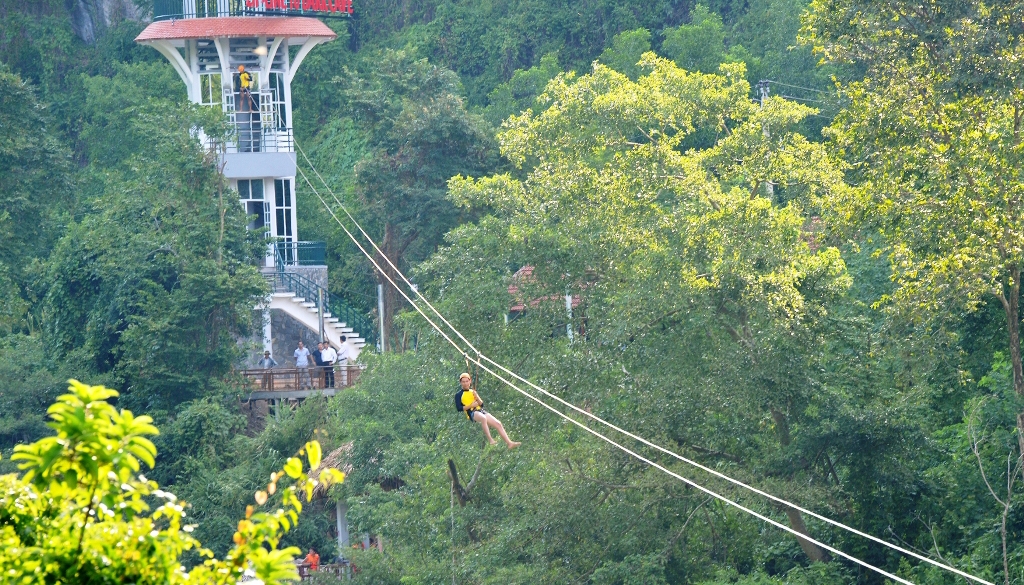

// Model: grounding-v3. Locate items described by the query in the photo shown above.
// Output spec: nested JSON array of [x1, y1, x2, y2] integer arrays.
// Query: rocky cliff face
[[67, 0, 145, 43]]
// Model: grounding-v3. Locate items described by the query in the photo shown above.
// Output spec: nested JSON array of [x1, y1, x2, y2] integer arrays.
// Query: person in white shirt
[[320, 342, 337, 388], [337, 336, 351, 387], [294, 341, 312, 389]]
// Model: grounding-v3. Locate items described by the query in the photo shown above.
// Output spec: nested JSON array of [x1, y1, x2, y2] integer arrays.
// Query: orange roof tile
[[136, 17, 337, 42]]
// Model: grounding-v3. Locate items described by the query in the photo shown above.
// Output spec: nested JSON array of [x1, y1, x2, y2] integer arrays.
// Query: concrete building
[[135, 0, 374, 373]]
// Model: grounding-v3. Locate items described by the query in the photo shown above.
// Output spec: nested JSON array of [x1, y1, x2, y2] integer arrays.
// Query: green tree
[[804, 0, 1024, 453], [42, 66, 266, 411], [661, 4, 729, 73], [341, 49, 496, 350], [0, 66, 72, 332], [597, 28, 652, 80], [728, 0, 828, 91], [482, 51, 562, 127], [0, 379, 344, 583], [435, 54, 858, 567]]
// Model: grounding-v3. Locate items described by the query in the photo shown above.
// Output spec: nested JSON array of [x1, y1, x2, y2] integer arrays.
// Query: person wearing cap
[[455, 373, 520, 449], [236, 64, 254, 111], [257, 350, 277, 390]]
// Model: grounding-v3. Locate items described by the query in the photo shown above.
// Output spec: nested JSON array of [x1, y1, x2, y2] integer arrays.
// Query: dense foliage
[[1, 0, 1022, 583], [0, 380, 344, 583]]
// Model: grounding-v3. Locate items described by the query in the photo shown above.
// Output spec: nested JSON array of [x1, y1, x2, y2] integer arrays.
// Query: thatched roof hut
[[310, 442, 354, 499]]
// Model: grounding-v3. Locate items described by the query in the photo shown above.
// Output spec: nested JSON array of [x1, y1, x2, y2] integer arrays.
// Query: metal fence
[[204, 90, 293, 153], [209, 126, 293, 153], [154, 0, 242, 19], [239, 366, 362, 391], [274, 241, 326, 266], [298, 562, 352, 580], [153, 0, 352, 20]]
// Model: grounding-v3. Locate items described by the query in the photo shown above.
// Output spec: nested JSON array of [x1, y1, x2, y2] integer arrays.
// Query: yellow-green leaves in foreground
[[0, 380, 344, 584]]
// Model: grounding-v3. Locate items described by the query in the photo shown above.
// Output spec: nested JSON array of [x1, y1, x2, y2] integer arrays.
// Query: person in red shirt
[[304, 548, 320, 572]]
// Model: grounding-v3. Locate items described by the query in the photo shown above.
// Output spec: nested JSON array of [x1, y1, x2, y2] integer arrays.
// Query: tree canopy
[[1, 0, 1023, 583]]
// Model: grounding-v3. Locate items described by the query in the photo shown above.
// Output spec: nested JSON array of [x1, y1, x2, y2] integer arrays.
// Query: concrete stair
[[269, 292, 366, 358]]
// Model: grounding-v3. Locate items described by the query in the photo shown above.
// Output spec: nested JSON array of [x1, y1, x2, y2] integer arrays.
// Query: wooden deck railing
[[238, 366, 363, 393], [297, 562, 352, 580]]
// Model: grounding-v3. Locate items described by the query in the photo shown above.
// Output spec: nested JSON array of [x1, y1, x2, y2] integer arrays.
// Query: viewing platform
[[239, 365, 363, 400]]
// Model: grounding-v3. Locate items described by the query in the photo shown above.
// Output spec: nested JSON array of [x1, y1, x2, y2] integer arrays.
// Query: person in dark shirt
[[312, 342, 326, 388]]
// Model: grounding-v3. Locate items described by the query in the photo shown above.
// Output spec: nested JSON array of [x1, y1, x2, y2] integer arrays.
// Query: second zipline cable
[[295, 146, 991, 585]]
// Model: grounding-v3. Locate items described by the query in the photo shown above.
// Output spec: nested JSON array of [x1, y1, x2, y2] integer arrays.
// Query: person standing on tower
[[336, 336, 351, 387], [257, 350, 277, 390], [236, 65, 254, 111], [312, 342, 326, 388]]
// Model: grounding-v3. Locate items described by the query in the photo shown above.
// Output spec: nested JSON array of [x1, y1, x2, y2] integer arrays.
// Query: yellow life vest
[[239, 71, 252, 90], [459, 389, 481, 418]]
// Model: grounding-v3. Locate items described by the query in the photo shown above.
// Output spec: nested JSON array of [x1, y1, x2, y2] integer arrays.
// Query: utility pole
[[758, 80, 774, 199], [377, 284, 386, 352], [565, 292, 574, 342], [318, 288, 325, 343]]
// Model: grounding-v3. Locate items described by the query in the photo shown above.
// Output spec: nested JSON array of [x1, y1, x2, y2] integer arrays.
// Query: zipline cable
[[297, 145, 990, 584], [295, 147, 992, 585], [296, 145, 991, 585], [294, 165, 916, 585]]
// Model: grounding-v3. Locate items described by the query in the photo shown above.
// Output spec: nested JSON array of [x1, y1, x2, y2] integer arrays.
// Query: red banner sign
[[243, 0, 352, 15]]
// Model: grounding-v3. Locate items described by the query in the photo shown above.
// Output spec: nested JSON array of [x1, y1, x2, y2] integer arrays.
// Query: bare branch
[[661, 497, 713, 560], [968, 405, 1006, 506]]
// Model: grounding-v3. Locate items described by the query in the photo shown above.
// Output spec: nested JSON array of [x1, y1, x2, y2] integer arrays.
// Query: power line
[[779, 94, 833, 106], [763, 79, 830, 94], [294, 144, 992, 585]]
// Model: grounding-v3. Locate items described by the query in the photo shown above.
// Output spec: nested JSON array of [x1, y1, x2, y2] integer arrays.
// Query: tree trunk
[[998, 270, 1024, 456], [375, 223, 402, 352], [1006, 281, 1023, 397], [783, 506, 830, 563], [771, 406, 830, 563]]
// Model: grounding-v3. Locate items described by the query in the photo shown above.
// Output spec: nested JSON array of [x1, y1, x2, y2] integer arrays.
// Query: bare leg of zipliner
[[476, 417, 497, 445], [482, 414, 520, 449]]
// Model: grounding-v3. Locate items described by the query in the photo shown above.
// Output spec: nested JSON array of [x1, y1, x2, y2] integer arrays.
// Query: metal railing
[[329, 296, 376, 347], [274, 241, 326, 266], [153, 0, 352, 20], [298, 562, 352, 580], [266, 259, 378, 348], [239, 366, 362, 391], [268, 269, 321, 305], [204, 90, 293, 153], [220, 125, 293, 153]]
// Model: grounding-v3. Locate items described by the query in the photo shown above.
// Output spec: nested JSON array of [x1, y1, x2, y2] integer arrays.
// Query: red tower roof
[[135, 17, 337, 42]]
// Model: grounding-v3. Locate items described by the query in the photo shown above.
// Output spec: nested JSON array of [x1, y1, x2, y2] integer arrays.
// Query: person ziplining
[[454, 372, 520, 449]]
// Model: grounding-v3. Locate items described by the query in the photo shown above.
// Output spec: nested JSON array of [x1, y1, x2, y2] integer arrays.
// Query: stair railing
[[269, 247, 377, 347]]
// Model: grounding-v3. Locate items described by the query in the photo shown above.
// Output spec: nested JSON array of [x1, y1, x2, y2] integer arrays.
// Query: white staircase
[[267, 290, 367, 360]]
